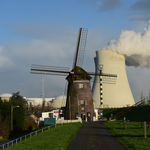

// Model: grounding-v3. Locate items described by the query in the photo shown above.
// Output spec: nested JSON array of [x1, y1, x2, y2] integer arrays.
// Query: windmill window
[[81, 107, 84, 110], [80, 100, 85, 105], [79, 84, 83, 89]]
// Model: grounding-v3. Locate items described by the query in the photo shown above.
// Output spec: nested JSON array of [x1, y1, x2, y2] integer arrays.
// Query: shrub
[[0, 117, 10, 138], [24, 116, 37, 131]]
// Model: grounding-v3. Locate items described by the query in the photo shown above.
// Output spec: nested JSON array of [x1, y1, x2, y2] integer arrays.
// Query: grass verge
[[5, 122, 84, 150], [103, 121, 150, 150]]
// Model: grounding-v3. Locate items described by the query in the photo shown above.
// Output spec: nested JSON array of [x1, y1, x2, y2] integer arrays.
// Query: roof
[[66, 66, 92, 81], [0, 93, 12, 98]]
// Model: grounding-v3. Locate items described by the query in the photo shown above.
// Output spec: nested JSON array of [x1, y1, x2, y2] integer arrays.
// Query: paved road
[[68, 121, 125, 150]]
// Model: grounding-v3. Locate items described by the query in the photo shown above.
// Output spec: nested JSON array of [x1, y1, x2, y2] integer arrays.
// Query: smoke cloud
[[102, 20, 150, 67]]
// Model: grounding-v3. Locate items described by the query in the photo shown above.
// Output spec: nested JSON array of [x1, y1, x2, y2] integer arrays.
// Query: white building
[[92, 50, 135, 108], [26, 98, 54, 107], [42, 109, 63, 120], [0, 93, 54, 107], [0, 93, 12, 101]]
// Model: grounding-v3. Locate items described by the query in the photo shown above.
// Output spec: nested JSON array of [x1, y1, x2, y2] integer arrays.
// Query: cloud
[[130, 0, 150, 12], [77, 0, 121, 11], [102, 20, 150, 67], [130, 14, 150, 21], [129, 0, 150, 21], [97, 0, 121, 11], [0, 46, 13, 69], [2, 25, 80, 71]]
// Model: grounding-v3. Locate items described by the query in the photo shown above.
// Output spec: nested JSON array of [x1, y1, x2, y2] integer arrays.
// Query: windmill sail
[[30, 64, 70, 76], [72, 28, 88, 69]]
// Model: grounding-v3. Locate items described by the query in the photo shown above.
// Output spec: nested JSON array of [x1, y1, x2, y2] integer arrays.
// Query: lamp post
[[11, 105, 19, 131]]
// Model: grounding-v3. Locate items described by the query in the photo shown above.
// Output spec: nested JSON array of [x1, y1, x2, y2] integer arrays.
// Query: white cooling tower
[[92, 50, 135, 108]]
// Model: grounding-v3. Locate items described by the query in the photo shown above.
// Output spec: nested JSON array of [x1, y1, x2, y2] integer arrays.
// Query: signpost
[[44, 118, 56, 126]]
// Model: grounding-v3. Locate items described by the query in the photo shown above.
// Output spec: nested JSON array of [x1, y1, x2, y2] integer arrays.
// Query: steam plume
[[102, 20, 150, 67]]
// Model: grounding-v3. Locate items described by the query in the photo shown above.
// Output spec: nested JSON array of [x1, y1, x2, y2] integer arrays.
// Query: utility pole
[[42, 79, 45, 100]]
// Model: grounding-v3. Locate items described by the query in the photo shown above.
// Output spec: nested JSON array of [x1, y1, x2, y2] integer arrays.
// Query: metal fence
[[0, 124, 58, 150]]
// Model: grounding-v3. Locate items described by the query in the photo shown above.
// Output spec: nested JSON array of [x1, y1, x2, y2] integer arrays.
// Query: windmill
[[30, 28, 117, 120]]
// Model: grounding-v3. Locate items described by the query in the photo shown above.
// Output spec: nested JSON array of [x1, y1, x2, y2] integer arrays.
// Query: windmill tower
[[65, 66, 94, 120]]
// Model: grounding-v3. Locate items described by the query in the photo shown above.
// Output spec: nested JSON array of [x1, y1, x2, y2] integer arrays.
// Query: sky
[[0, 0, 150, 102]]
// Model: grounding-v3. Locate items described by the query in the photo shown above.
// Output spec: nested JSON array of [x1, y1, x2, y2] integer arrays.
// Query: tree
[[10, 91, 26, 104], [0, 98, 11, 138], [9, 92, 26, 133], [41, 99, 45, 112], [0, 92, 26, 137]]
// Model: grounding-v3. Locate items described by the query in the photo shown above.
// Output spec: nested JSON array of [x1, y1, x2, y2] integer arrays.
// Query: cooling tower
[[92, 50, 135, 108]]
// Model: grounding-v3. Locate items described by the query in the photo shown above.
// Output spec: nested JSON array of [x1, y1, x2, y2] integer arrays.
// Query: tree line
[[0, 92, 54, 139]]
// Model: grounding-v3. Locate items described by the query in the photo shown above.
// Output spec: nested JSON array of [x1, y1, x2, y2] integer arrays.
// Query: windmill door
[[81, 113, 86, 121], [87, 112, 91, 121]]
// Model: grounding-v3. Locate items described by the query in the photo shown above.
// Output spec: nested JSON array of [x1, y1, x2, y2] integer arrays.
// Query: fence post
[[12, 141, 13, 146], [25, 135, 26, 140], [144, 121, 147, 139], [30, 133, 31, 137], [42, 129, 43, 132]]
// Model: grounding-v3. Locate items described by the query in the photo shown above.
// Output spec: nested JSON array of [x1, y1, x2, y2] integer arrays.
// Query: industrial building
[[0, 93, 12, 101], [0, 93, 54, 107], [53, 95, 66, 109], [92, 50, 135, 108]]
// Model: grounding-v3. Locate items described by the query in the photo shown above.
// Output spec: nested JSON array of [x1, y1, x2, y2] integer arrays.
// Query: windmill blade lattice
[[72, 28, 88, 69], [90, 75, 117, 84], [30, 64, 70, 76]]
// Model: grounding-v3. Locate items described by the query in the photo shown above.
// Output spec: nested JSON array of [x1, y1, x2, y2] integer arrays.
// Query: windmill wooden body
[[30, 28, 117, 120]]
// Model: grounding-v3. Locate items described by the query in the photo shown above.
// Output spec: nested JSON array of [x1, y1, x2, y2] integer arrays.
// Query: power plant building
[[92, 50, 135, 108]]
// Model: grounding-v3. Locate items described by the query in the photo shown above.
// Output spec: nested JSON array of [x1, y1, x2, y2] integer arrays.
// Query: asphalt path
[[67, 121, 125, 150]]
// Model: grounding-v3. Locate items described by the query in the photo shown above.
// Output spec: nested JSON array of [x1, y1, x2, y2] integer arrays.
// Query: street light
[[11, 105, 19, 131]]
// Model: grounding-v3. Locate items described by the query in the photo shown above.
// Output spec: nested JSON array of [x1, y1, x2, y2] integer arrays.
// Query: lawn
[[5, 122, 84, 150], [103, 121, 150, 150]]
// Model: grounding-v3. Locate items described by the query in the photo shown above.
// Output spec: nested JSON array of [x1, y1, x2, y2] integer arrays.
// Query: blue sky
[[0, 0, 150, 102]]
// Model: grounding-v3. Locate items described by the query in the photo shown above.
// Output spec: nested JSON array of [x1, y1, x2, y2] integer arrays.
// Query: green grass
[[103, 121, 150, 150], [0, 124, 54, 143], [6, 122, 84, 150]]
